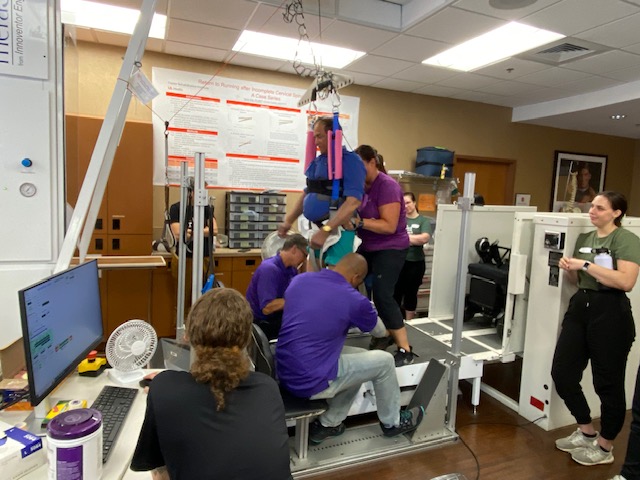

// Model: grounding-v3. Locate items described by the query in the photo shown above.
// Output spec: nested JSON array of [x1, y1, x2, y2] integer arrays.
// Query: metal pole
[[175, 162, 189, 342], [447, 172, 476, 429], [191, 153, 206, 303]]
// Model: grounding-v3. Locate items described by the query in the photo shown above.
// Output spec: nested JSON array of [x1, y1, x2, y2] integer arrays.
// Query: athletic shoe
[[369, 335, 394, 351], [381, 406, 425, 437], [570, 440, 614, 466], [394, 347, 418, 367], [607, 475, 627, 480], [308, 419, 346, 445], [555, 428, 598, 452]]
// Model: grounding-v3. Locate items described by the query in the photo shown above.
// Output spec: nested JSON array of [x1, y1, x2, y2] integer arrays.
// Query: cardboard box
[[0, 420, 46, 479]]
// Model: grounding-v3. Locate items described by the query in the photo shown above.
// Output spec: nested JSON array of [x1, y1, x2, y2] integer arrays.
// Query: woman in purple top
[[354, 145, 414, 367]]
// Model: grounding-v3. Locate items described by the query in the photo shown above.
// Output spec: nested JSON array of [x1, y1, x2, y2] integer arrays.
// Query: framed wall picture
[[551, 151, 607, 213]]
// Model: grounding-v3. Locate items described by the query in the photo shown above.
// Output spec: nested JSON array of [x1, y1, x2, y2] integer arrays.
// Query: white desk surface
[[0, 370, 161, 480]]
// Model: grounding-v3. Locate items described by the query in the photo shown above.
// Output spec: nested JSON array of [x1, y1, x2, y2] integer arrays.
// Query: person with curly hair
[[130, 288, 292, 480]]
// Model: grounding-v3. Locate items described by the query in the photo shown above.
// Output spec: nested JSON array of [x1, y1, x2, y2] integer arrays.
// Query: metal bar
[[55, 0, 157, 272], [446, 172, 475, 430], [191, 153, 206, 302], [176, 163, 189, 341]]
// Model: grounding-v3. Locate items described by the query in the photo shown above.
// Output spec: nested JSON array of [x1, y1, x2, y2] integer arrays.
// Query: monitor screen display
[[19, 260, 103, 406]]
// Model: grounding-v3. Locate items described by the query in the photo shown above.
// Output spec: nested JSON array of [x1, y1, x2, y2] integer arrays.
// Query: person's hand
[[310, 228, 331, 250], [140, 371, 161, 393], [559, 257, 581, 271], [277, 221, 291, 238]]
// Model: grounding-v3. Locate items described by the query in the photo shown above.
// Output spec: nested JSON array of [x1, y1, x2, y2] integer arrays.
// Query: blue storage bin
[[415, 147, 454, 177]]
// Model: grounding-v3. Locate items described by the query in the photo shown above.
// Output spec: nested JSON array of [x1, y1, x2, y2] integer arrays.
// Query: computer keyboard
[[90, 385, 138, 463]]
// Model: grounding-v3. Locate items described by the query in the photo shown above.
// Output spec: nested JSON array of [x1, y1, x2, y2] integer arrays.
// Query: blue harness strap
[[330, 111, 341, 209]]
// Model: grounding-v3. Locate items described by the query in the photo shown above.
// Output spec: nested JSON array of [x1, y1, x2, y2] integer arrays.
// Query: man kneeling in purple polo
[[275, 253, 424, 444], [246, 234, 308, 340]]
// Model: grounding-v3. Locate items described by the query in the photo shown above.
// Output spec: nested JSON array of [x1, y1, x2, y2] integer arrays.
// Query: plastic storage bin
[[415, 147, 454, 177]]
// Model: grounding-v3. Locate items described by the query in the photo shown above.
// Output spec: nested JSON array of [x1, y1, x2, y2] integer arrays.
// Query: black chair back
[[251, 323, 275, 378]]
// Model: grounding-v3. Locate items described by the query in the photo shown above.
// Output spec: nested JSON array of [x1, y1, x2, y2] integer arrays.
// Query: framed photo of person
[[550, 151, 607, 213]]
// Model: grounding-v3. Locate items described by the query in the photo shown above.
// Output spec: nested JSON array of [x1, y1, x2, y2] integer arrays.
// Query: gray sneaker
[[570, 440, 614, 466], [555, 428, 598, 452]]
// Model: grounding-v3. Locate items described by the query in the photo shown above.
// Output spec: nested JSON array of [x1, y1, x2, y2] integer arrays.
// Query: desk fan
[[106, 319, 158, 384], [261, 231, 291, 259]]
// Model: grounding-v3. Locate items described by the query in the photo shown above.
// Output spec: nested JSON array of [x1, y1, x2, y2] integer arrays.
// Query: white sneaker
[[608, 476, 627, 480], [555, 428, 599, 452], [570, 440, 614, 466]]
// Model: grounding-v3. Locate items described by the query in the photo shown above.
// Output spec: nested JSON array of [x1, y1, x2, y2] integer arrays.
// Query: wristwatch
[[321, 225, 332, 233], [357, 218, 364, 229], [582, 261, 591, 271]]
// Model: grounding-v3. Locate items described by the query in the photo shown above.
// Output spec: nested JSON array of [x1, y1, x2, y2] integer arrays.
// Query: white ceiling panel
[[406, 7, 503, 45], [65, 0, 640, 138]]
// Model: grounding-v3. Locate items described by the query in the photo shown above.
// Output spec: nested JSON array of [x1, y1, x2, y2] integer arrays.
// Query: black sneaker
[[309, 419, 346, 444], [381, 406, 425, 437], [394, 347, 418, 367], [369, 335, 394, 351]]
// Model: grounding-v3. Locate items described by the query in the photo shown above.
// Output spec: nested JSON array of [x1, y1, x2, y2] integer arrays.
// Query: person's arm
[[559, 257, 639, 291], [359, 202, 400, 235], [262, 298, 285, 315], [151, 467, 170, 480], [310, 196, 361, 249], [558, 257, 579, 285], [278, 194, 305, 237], [410, 232, 431, 246], [170, 222, 180, 241]]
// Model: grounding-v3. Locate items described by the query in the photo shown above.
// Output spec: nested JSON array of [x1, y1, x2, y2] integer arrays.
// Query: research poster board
[[152, 67, 360, 191]]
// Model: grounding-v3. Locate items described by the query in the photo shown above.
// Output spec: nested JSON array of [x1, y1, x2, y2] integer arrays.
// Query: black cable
[[457, 433, 481, 480]]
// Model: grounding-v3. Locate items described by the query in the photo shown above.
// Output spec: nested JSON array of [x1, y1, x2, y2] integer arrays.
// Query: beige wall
[[64, 40, 640, 235]]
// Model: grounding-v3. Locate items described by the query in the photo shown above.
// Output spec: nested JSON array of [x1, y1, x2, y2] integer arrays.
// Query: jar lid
[[47, 408, 102, 440]]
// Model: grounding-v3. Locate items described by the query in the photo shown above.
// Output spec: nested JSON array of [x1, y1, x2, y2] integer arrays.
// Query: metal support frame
[[446, 172, 476, 430], [54, 0, 157, 273]]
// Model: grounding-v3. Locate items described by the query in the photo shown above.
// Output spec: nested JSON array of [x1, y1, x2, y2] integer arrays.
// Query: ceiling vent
[[516, 38, 610, 66]]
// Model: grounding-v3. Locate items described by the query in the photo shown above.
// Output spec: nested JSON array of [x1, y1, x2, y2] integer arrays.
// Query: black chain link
[[283, 0, 320, 78]]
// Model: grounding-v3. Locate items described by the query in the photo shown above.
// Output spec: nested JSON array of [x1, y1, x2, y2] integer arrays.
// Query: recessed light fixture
[[232, 30, 365, 69], [610, 114, 626, 120], [61, 0, 167, 39], [422, 21, 565, 72]]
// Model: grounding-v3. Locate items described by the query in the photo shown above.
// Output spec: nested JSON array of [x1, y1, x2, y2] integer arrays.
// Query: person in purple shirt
[[246, 234, 308, 339], [276, 253, 424, 444], [353, 145, 414, 367]]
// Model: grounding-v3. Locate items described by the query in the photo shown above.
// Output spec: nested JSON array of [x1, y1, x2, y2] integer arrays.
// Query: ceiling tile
[[99, 0, 168, 15], [167, 19, 240, 50], [413, 84, 466, 97], [558, 75, 623, 94], [170, 0, 257, 31], [371, 77, 424, 92], [371, 35, 449, 62], [561, 50, 640, 75], [623, 42, 640, 55], [522, 0, 639, 36], [477, 80, 540, 96], [340, 70, 386, 86], [246, 4, 330, 40], [346, 55, 414, 76], [451, 90, 509, 105], [164, 41, 229, 63], [435, 72, 498, 90], [472, 57, 551, 80], [516, 66, 590, 87], [406, 7, 503, 45], [392, 64, 457, 83], [452, 0, 562, 21], [578, 12, 640, 49], [319, 20, 397, 52], [604, 64, 640, 83], [229, 53, 287, 71]]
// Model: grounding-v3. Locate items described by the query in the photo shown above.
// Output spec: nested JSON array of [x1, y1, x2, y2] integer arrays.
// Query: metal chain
[[283, 0, 320, 78]]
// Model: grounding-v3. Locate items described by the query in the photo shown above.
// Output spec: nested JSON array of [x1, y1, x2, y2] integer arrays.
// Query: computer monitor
[[19, 260, 103, 413]]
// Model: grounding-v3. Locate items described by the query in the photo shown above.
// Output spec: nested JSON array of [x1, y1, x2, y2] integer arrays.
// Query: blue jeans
[[310, 346, 400, 427]]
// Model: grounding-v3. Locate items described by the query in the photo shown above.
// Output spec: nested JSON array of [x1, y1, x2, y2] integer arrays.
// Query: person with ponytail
[[131, 288, 292, 480]]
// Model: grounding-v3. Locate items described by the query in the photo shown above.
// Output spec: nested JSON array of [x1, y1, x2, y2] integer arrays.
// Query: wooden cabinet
[[231, 256, 261, 295], [65, 115, 154, 341]]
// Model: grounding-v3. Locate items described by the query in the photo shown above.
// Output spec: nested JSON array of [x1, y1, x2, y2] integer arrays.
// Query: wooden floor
[[309, 372, 632, 480]]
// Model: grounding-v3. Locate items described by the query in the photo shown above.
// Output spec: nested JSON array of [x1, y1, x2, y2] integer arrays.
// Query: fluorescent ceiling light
[[61, 0, 167, 39], [423, 22, 565, 72], [232, 30, 365, 69]]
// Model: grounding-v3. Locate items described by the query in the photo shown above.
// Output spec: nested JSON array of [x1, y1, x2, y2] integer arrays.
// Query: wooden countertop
[[72, 256, 166, 269]]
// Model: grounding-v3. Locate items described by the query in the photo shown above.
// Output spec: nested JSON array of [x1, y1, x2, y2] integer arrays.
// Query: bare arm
[[151, 467, 170, 480], [559, 257, 639, 291], [409, 232, 430, 246], [360, 202, 401, 235], [278, 194, 305, 237], [262, 298, 285, 315], [310, 196, 362, 249]]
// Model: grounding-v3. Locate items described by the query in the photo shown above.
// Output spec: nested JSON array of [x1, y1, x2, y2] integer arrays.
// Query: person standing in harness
[[278, 116, 365, 266]]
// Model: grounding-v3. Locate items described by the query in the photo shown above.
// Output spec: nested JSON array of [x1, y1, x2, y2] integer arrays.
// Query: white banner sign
[[0, 0, 48, 79], [152, 67, 360, 191]]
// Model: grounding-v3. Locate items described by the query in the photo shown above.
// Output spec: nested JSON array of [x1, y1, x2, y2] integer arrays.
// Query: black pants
[[622, 362, 640, 479], [360, 248, 408, 331], [393, 260, 426, 312], [551, 289, 635, 440]]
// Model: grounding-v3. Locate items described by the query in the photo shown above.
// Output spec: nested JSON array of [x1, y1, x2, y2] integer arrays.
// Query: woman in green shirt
[[552, 191, 640, 467], [393, 192, 432, 320]]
